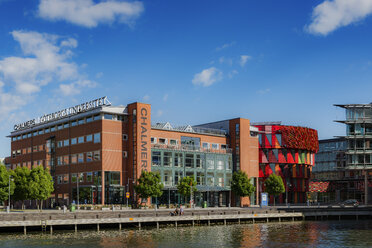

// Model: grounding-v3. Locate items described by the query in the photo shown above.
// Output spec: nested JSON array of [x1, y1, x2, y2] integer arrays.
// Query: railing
[[151, 143, 233, 154]]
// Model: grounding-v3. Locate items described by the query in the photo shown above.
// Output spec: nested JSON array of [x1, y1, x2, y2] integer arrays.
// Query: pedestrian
[[180, 204, 184, 215]]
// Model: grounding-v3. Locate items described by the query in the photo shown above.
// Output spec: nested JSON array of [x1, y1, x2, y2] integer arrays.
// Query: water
[[0, 220, 371, 248]]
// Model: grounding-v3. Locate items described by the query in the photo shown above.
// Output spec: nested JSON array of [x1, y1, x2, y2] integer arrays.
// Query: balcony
[[151, 143, 232, 154]]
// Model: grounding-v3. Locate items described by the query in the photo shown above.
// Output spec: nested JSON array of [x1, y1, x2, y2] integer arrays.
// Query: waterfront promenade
[[0, 206, 371, 234]]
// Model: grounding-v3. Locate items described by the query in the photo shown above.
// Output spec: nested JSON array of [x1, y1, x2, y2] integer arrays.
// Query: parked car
[[339, 199, 359, 208]]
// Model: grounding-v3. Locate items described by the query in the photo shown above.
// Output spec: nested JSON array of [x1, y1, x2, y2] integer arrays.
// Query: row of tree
[[134, 170, 285, 206], [0, 164, 54, 210]]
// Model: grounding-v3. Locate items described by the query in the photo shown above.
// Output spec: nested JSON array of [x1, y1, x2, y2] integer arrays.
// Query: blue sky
[[1, 0, 372, 157]]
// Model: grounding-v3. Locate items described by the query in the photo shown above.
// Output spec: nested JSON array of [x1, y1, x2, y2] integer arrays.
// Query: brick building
[[8, 97, 260, 207]]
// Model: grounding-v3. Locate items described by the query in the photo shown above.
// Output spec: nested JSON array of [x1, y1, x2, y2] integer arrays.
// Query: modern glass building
[[335, 103, 372, 203]]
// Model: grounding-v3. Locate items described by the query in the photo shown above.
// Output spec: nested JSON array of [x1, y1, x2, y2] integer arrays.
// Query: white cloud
[[192, 67, 223, 87], [0, 30, 95, 117], [156, 110, 163, 117], [216, 41, 235, 51], [38, 0, 144, 28], [219, 56, 233, 66], [143, 94, 150, 101], [306, 0, 372, 35], [59, 79, 96, 96], [228, 70, 238, 79], [257, 88, 271, 95], [240, 55, 251, 67]]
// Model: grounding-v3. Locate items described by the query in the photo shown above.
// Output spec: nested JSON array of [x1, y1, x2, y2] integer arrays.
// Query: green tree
[[177, 176, 197, 204], [29, 166, 54, 211], [134, 171, 163, 205], [231, 171, 256, 200], [264, 174, 285, 206], [13, 166, 31, 209], [0, 164, 15, 205]]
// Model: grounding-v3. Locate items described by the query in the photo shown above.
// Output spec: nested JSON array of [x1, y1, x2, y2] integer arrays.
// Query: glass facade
[[151, 148, 233, 207]]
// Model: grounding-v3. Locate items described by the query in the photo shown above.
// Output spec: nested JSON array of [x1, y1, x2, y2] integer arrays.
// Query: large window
[[71, 154, 77, 164], [163, 152, 172, 167], [197, 172, 204, 185], [78, 153, 84, 163], [174, 153, 183, 167], [185, 153, 194, 168], [196, 154, 203, 168], [86, 134, 92, 142], [207, 159, 215, 170], [152, 151, 161, 166], [181, 136, 200, 148], [87, 152, 93, 162], [94, 151, 100, 161], [94, 133, 101, 143]]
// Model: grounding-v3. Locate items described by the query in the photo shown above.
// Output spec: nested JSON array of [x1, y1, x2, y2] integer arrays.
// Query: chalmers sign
[[14, 96, 110, 131]]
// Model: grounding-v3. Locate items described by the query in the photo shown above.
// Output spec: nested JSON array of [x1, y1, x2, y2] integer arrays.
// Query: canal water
[[0, 220, 371, 248]]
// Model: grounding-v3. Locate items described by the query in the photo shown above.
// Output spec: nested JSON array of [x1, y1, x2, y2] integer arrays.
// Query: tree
[[0, 164, 15, 205], [264, 174, 285, 206], [177, 176, 197, 204], [134, 171, 163, 205], [29, 166, 54, 211], [231, 171, 256, 199], [12, 166, 31, 210]]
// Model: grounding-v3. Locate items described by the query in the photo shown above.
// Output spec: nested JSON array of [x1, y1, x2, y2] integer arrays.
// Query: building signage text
[[140, 107, 149, 172], [14, 96, 110, 131]]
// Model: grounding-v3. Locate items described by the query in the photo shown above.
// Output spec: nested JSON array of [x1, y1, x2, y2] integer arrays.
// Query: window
[[202, 143, 209, 149], [212, 144, 219, 150], [39, 145, 44, 151], [57, 124, 63, 130], [33, 146, 38, 152], [164, 170, 172, 186], [87, 152, 93, 162], [57, 141, 63, 148], [38, 129, 44, 135], [33, 131, 38, 136], [217, 160, 224, 170], [196, 154, 203, 168], [175, 171, 183, 185], [51, 126, 56, 132], [221, 144, 227, 150], [86, 116, 93, 123], [123, 134, 128, 141], [27, 147, 31, 153], [57, 157, 62, 166], [104, 114, 113, 120], [78, 153, 84, 163], [123, 151, 128, 158], [163, 152, 172, 167], [86, 134, 92, 142], [217, 173, 224, 187], [63, 174, 69, 184], [86, 172, 93, 182], [71, 138, 77, 145], [93, 151, 100, 161], [63, 139, 69, 146], [207, 172, 214, 186], [78, 136, 84, 144], [78, 119, 84, 125], [22, 148, 27, 154], [63, 155, 69, 165], [174, 153, 183, 167], [16, 149, 21, 155], [45, 128, 50, 134], [207, 159, 215, 170], [27, 133, 32, 138], [71, 173, 77, 183], [71, 154, 77, 164], [158, 138, 167, 144], [93, 114, 101, 121], [197, 172, 204, 185], [63, 123, 69, 129], [94, 133, 101, 143], [151, 137, 157, 144], [22, 134, 27, 139], [185, 153, 194, 168], [71, 121, 77, 127], [58, 175, 63, 184], [152, 151, 161, 166], [170, 139, 177, 146]]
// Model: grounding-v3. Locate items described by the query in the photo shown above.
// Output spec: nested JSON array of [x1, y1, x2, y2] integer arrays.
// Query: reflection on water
[[0, 220, 371, 248]]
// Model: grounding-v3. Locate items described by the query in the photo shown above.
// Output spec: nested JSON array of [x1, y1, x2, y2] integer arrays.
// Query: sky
[[1, 0, 372, 157]]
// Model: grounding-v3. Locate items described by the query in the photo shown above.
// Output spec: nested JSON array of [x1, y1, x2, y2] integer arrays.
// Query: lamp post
[[8, 175, 13, 213], [126, 178, 134, 208]]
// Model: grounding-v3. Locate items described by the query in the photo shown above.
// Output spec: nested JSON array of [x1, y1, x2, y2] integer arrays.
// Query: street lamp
[[8, 175, 13, 213]]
